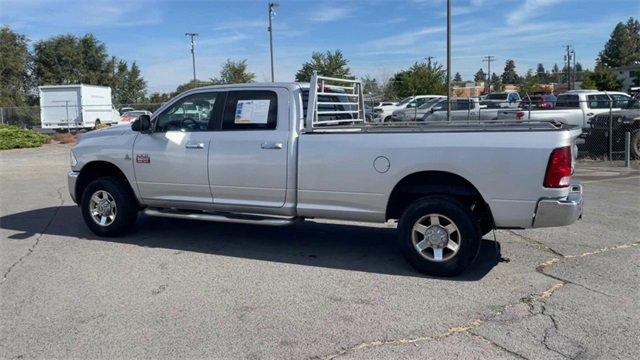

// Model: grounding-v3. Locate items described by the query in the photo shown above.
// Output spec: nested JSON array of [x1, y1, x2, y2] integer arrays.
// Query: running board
[[143, 208, 297, 226]]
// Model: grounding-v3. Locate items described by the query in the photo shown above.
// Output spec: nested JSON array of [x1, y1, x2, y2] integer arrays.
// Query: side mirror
[[132, 114, 151, 132]]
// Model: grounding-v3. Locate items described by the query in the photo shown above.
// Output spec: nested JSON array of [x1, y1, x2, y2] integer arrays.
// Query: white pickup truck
[[68, 74, 583, 276], [498, 90, 631, 131]]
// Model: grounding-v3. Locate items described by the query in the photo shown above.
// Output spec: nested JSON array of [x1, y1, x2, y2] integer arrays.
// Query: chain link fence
[[1, 96, 637, 165]]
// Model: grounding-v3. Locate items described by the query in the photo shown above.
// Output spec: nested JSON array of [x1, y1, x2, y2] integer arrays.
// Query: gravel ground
[[1, 144, 638, 359]]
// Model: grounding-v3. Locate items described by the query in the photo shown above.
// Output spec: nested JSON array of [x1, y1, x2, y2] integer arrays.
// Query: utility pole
[[563, 45, 573, 91], [425, 56, 435, 69], [185, 33, 199, 83], [482, 55, 495, 94], [268, 2, 279, 82], [446, 0, 451, 122]]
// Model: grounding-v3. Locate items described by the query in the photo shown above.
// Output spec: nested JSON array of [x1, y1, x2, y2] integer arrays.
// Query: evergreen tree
[[453, 72, 462, 83], [474, 68, 486, 83], [598, 20, 639, 67], [500, 59, 519, 84], [490, 73, 503, 92]]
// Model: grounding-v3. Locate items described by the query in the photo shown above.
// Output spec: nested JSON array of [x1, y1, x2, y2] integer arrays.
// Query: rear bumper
[[68, 171, 79, 204], [532, 183, 583, 228]]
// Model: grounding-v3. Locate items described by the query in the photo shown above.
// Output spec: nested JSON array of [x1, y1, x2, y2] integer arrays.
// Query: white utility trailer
[[39, 85, 119, 130]]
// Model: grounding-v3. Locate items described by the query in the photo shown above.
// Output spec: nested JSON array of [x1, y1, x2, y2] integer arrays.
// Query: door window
[[155, 92, 220, 132], [611, 94, 630, 108], [586, 94, 612, 109], [222, 90, 278, 130], [555, 95, 580, 108]]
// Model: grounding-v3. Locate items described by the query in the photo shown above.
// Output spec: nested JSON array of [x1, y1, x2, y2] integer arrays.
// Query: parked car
[[586, 97, 640, 158], [480, 91, 521, 108], [392, 97, 446, 121], [373, 95, 442, 122], [375, 101, 397, 107], [68, 74, 583, 277], [498, 90, 632, 131], [422, 97, 502, 121], [119, 110, 153, 125], [519, 94, 557, 109]]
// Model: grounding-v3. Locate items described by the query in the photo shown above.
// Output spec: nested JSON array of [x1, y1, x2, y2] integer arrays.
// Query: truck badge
[[136, 154, 150, 164]]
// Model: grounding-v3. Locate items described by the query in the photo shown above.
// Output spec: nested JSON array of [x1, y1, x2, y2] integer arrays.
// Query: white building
[[614, 64, 639, 92]]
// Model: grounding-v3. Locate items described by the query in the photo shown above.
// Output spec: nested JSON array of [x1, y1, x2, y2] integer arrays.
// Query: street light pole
[[483, 55, 495, 94], [446, 0, 451, 122], [268, 2, 279, 82], [185, 32, 199, 83]]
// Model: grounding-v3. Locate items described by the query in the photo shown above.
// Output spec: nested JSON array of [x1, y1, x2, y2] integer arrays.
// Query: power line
[[185, 33, 199, 83], [482, 55, 495, 94]]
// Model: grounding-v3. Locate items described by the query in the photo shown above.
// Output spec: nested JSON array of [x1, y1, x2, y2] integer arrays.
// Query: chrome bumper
[[533, 183, 583, 228], [68, 171, 79, 204]]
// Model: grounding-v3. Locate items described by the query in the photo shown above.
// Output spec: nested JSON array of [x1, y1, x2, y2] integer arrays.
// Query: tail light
[[544, 146, 572, 188], [516, 111, 524, 120]]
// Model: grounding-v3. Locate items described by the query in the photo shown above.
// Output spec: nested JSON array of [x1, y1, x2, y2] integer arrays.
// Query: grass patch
[[0, 125, 50, 150]]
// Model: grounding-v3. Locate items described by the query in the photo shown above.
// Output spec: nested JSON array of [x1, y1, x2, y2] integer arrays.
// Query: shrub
[[0, 125, 50, 150]]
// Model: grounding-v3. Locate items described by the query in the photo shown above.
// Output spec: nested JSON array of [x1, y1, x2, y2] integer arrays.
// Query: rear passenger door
[[209, 89, 290, 208]]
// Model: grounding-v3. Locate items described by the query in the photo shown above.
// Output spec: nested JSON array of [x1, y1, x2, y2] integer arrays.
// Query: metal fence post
[[625, 132, 631, 168], [0, 107, 4, 125], [608, 99, 613, 161], [65, 100, 70, 133]]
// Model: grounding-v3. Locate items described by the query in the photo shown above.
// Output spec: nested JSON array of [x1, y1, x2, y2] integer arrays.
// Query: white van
[[39, 85, 119, 130]]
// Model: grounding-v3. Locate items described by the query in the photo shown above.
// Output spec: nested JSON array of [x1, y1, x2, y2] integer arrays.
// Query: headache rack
[[304, 71, 366, 132]]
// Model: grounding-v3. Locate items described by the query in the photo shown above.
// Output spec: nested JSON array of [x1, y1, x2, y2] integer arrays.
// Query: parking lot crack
[[1, 186, 64, 285], [507, 230, 565, 257], [467, 331, 530, 359]]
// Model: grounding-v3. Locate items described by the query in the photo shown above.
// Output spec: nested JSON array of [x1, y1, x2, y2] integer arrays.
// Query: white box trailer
[[39, 85, 120, 130]]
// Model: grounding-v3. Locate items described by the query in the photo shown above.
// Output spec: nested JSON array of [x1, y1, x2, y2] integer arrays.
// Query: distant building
[[614, 64, 640, 92]]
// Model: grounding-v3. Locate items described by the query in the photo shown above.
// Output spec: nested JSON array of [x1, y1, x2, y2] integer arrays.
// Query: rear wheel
[[94, 119, 101, 129], [81, 177, 137, 237], [398, 196, 481, 277]]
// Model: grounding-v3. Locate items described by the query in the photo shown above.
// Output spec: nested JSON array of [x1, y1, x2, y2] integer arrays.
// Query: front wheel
[[398, 196, 481, 277], [81, 177, 138, 237]]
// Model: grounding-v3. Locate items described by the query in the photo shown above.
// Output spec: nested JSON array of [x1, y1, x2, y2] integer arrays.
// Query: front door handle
[[185, 142, 205, 149], [261, 142, 283, 150]]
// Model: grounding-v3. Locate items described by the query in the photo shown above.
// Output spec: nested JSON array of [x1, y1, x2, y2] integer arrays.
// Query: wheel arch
[[386, 170, 494, 232], [75, 161, 139, 206]]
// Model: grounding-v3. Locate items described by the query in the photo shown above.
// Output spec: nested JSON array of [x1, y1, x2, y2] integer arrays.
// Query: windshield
[[418, 98, 442, 109], [396, 97, 414, 106], [486, 93, 508, 100]]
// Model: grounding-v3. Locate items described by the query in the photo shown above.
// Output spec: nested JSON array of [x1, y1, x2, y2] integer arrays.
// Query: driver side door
[[133, 91, 222, 209]]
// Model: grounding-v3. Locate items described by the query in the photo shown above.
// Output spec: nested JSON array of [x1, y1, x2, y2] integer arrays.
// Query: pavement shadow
[[0, 205, 502, 280]]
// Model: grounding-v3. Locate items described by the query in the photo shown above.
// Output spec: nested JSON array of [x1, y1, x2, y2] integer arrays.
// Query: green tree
[[490, 73, 503, 92], [294, 50, 351, 82], [389, 61, 447, 98], [453, 72, 462, 83], [474, 68, 486, 83], [520, 69, 540, 95], [174, 80, 212, 95], [211, 59, 255, 84], [0, 27, 31, 107], [361, 75, 380, 95], [501, 59, 519, 84], [598, 20, 639, 67], [33, 33, 147, 103], [574, 62, 584, 81], [581, 66, 622, 91]]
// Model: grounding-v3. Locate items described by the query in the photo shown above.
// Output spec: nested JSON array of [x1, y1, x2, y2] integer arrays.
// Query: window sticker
[[234, 100, 270, 124]]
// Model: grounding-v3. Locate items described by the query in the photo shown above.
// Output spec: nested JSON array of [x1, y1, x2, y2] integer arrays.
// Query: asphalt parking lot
[[1, 144, 639, 359]]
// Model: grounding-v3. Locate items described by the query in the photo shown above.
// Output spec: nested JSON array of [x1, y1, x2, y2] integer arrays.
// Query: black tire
[[94, 119, 101, 129], [631, 130, 640, 160], [384, 116, 392, 123], [81, 176, 138, 237], [398, 196, 481, 277]]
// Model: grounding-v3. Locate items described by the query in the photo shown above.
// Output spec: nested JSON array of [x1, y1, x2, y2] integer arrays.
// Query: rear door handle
[[185, 142, 205, 149], [261, 142, 283, 150]]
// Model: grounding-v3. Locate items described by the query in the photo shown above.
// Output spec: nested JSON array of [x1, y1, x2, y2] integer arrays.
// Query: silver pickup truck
[[68, 74, 583, 276]]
